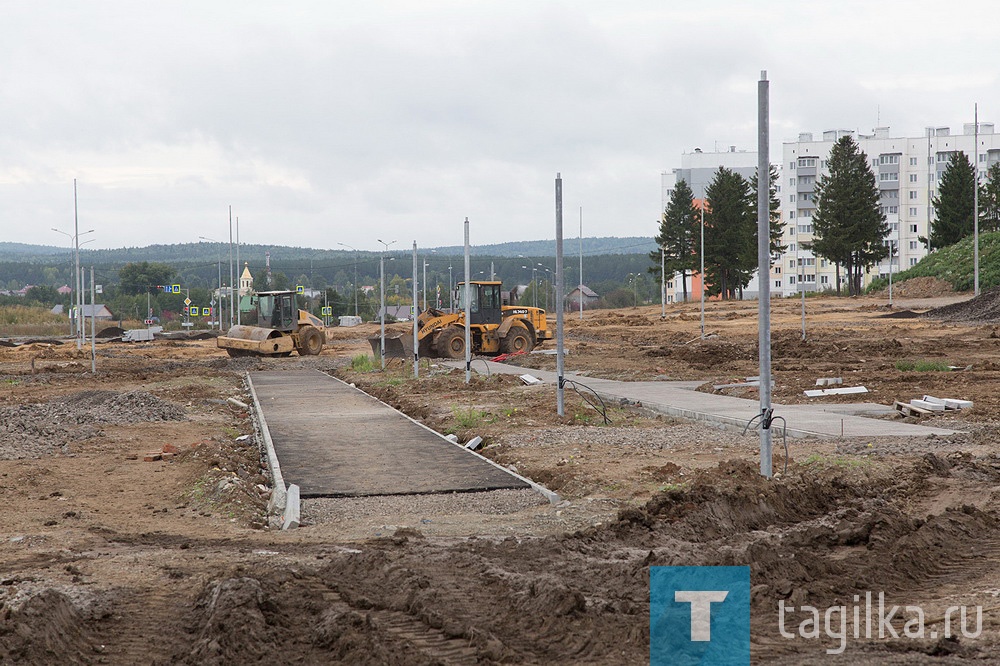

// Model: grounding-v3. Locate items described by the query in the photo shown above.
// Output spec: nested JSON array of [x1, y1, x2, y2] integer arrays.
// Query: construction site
[[4, 280, 1000, 663]]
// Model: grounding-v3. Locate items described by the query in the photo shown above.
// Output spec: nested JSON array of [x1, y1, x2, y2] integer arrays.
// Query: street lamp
[[521, 265, 538, 308], [337, 242, 360, 317], [52, 225, 94, 347], [537, 263, 553, 311], [377, 239, 397, 369], [199, 236, 224, 331]]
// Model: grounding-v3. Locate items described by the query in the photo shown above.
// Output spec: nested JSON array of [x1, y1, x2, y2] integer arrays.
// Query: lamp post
[[422, 260, 429, 311], [377, 239, 397, 369], [537, 263, 553, 311], [199, 237, 224, 330], [52, 223, 94, 348], [337, 243, 360, 317], [521, 265, 538, 308]]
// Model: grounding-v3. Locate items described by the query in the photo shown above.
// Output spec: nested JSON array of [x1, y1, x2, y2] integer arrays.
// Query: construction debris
[[804, 386, 869, 397], [894, 395, 973, 418], [815, 377, 843, 386]]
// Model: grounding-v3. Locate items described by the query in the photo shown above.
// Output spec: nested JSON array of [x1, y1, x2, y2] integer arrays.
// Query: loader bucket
[[368, 334, 414, 360]]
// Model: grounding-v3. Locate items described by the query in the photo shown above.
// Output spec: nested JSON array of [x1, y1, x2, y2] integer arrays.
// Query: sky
[[2, 1, 999, 253]]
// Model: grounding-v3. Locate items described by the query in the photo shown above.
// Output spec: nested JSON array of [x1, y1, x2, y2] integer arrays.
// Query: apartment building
[[778, 123, 1000, 297]]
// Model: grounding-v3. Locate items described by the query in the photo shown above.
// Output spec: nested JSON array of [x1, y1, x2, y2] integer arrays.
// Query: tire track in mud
[[303, 578, 482, 665], [94, 580, 195, 664]]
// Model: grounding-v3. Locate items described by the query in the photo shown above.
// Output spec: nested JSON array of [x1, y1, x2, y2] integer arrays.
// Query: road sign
[[190, 307, 200, 316], [296, 285, 304, 294], [184, 297, 191, 306], [321, 306, 332, 315], [144, 319, 154, 325], [172, 284, 181, 293]]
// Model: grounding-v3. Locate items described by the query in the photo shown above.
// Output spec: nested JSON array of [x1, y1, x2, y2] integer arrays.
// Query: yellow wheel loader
[[371, 280, 551, 360], [217, 290, 326, 357]]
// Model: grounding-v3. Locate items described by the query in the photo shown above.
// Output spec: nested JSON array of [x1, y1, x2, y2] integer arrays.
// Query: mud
[[5, 293, 1000, 663]]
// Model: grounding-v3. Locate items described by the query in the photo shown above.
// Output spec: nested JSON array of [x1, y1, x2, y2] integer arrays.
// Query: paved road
[[447, 360, 959, 439], [248, 370, 529, 498]]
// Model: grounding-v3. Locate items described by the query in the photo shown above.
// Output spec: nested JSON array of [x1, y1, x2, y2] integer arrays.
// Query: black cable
[[562, 379, 612, 425]]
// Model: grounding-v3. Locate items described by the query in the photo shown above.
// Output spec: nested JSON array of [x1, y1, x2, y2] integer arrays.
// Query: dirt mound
[[0, 589, 95, 665], [96, 326, 125, 338], [0, 390, 186, 459], [924, 286, 1000, 322], [875, 276, 955, 299]]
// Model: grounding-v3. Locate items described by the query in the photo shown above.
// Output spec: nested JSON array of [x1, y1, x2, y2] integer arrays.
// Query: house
[[56, 285, 72, 295], [74, 304, 115, 320], [565, 285, 599, 311], [378, 305, 416, 321]]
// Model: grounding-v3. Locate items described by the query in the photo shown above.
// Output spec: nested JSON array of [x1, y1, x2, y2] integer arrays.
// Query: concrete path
[[449, 360, 959, 439], [247, 370, 530, 498]]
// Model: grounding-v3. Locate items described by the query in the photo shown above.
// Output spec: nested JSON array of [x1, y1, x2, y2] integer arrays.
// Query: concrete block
[[944, 398, 973, 410], [911, 399, 945, 412], [519, 374, 543, 385], [281, 484, 300, 530], [804, 386, 868, 397], [444, 434, 459, 443], [143, 452, 162, 462], [816, 377, 843, 386], [464, 436, 483, 451]]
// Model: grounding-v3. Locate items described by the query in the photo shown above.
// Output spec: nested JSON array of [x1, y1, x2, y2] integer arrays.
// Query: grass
[[0, 305, 72, 336], [450, 405, 486, 430], [350, 354, 375, 372], [801, 453, 871, 469], [894, 359, 951, 372]]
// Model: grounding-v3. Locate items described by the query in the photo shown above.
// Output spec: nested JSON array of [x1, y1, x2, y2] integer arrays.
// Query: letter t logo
[[675, 590, 729, 641]]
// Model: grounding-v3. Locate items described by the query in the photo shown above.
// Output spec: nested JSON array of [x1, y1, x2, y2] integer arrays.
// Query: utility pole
[[464, 219, 471, 384], [555, 174, 565, 416], [757, 71, 773, 479], [338, 243, 361, 317], [579, 206, 584, 320], [412, 241, 419, 377]]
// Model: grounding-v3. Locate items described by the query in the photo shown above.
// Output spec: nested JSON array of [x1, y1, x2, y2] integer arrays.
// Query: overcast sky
[[2, 1, 998, 253]]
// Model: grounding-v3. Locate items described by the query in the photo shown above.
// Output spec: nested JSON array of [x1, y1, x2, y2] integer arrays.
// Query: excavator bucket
[[368, 334, 414, 360]]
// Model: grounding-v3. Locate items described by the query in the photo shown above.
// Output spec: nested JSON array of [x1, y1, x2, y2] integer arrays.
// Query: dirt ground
[[6, 289, 1000, 663]]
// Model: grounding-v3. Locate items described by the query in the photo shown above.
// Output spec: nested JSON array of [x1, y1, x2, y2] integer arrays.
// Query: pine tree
[[979, 163, 1000, 233], [930, 152, 976, 249], [811, 135, 888, 295], [649, 179, 698, 302], [703, 167, 755, 300], [751, 163, 787, 256]]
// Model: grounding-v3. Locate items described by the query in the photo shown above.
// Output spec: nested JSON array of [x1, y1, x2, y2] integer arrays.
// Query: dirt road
[[4, 291, 1000, 663]]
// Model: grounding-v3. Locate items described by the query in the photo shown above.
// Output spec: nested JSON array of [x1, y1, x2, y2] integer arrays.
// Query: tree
[[979, 163, 1000, 233], [118, 262, 176, 295], [25, 285, 60, 304], [649, 179, 699, 302], [751, 163, 786, 256], [930, 151, 976, 250], [703, 167, 755, 299], [810, 136, 889, 296]]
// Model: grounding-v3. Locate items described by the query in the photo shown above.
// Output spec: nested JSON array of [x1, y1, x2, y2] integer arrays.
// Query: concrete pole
[[555, 173, 565, 416], [228, 206, 235, 331], [661, 247, 666, 318], [412, 241, 419, 377], [700, 205, 705, 339], [579, 206, 584, 320], [464, 218, 471, 385], [757, 71, 773, 479], [974, 102, 980, 298], [74, 180, 82, 349], [236, 217, 241, 325], [379, 253, 386, 370], [90, 266, 96, 373]]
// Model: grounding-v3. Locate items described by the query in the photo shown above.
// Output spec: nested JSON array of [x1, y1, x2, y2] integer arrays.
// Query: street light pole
[[377, 239, 396, 369], [338, 243, 361, 317], [200, 237, 224, 331]]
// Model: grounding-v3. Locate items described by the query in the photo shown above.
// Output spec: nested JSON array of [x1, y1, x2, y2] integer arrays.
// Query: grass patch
[[449, 405, 486, 431], [350, 354, 375, 372], [800, 453, 871, 469], [895, 359, 951, 372]]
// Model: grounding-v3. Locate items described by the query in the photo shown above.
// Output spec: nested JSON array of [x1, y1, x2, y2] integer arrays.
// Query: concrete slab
[[447, 360, 959, 439], [248, 370, 530, 498]]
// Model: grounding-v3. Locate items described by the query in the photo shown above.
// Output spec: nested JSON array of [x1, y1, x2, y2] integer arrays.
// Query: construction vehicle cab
[[371, 280, 552, 360], [217, 290, 326, 357]]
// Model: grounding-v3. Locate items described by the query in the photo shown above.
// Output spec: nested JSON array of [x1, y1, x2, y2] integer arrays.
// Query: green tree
[[650, 179, 699, 302], [930, 151, 976, 249], [979, 163, 1000, 233], [25, 285, 60, 304], [703, 167, 755, 299], [751, 163, 786, 256], [118, 262, 176, 295], [810, 136, 888, 295]]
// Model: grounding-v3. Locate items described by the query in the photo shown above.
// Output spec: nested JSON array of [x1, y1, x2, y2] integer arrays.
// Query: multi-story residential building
[[660, 146, 765, 301], [778, 123, 1000, 297]]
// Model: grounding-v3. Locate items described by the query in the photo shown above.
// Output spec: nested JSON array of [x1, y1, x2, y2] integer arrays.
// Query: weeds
[[351, 354, 375, 372], [895, 359, 951, 372], [450, 405, 486, 430]]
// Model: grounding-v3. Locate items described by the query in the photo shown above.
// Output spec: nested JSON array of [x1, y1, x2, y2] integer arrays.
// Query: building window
[[879, 172, 899, 181], [883, 191, 898, 199], [798, 158, 816, 167], [820, 275, 829, 284], [910, 157, 918, 166], [909, 191, 918, 199], [909, 241, 918, 250], [909, 173, 918, 182], [789, 194, 796, 202], [790, 161, 796, 170], [910, 224, 918, 233], [789, 178, 796, 186], [788, 243, 796, 252], [879, 154, 900, 165], [789, 276, 796, 284], [789, 211, 795, 219], [910, 258, 918, 266], [800, 209, 812, 218], [788, 259, 796, 268], [981, 154, 987, 163], [909, 207, 917, 216], [797, 224, 813, 234]]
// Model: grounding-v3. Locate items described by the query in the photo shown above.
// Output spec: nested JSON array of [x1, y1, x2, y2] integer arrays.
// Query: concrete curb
[[325, 371, 561, 505], [245, 373, 295, 528]]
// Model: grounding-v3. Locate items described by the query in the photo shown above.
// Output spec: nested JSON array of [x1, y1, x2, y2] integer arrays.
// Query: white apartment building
[[777, 123, 1000, 297]]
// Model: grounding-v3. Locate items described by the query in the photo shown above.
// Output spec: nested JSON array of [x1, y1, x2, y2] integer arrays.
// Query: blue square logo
[[650, 566, 750, 665]]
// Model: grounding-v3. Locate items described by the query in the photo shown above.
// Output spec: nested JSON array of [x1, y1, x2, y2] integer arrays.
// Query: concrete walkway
[[448, 360, 959, 439], [248, 370, 532, 498]]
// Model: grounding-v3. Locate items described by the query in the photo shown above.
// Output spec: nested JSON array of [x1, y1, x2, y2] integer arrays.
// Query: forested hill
[[0, 236, 655, 264]]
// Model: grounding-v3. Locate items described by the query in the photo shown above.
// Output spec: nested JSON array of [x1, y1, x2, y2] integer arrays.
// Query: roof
[[240, 263, 253, 280], [568, 285, 599, 298]]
